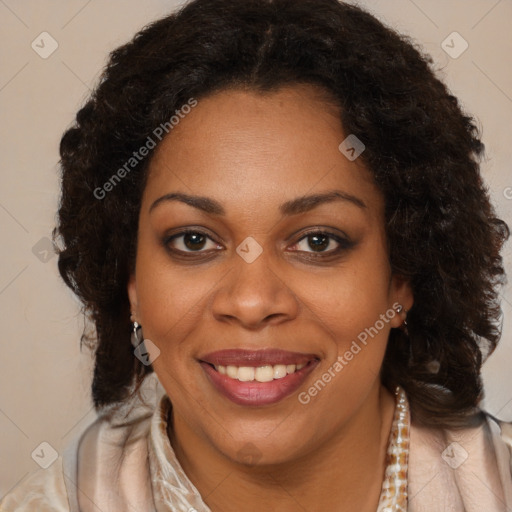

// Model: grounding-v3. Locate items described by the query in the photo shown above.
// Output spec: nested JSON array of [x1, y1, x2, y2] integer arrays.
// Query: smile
[[215, 363, 306, 382], [199, 349, 319, 406]]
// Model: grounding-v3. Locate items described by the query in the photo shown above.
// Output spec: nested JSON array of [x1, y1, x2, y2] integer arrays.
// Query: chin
[[216, 427, 314, 468]]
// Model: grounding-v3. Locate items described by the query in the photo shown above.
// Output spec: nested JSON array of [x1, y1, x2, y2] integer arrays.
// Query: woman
[[1, 0, 511, 510]]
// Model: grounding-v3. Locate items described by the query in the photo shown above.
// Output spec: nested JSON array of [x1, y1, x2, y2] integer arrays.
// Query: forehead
[[143, 85, 383, 216]]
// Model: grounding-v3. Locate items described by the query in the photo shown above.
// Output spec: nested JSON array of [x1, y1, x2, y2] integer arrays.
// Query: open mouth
[[198, 350, 319, 406], [207, 362, 308, 382]]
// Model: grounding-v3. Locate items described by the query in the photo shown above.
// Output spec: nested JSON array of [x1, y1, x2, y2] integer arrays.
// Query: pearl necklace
[[376, 386, 410, 512]]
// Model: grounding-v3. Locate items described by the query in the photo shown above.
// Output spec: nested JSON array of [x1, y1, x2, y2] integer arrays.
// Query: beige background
[[0, 0, 511, 497]]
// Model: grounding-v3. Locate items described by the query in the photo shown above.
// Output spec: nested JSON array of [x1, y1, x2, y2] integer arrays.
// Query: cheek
[[135, 250, 212, 362], [301, 244, 393, 385], [135, 262, 213, 409], [294, 279, 394, 423], [300, 247, 392, 341]]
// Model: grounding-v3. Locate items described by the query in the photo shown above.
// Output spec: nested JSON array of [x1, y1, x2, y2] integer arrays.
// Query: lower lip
[[200, 361, 318, 406]]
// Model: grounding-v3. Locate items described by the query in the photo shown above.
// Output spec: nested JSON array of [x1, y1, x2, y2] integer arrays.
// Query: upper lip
[[199, 349, 318, 367]]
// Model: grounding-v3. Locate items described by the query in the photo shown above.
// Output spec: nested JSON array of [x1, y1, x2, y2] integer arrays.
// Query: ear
[[127, 273, 139, 320], [389, 275, 414, 329]]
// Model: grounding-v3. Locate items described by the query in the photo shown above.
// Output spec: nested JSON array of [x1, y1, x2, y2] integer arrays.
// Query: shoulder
[[485, 413, 512, 491], [408, 413, 512, 511], [0, 456, 69, 512], [1, 378, 164, 512], [488, 413, 512, 459]]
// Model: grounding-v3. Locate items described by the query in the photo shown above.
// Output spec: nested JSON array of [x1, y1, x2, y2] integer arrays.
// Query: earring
[[131, 320, 144, 349], [396, 305, 409, 333]]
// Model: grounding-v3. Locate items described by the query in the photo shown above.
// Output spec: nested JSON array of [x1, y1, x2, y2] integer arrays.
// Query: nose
[[211, 247, 299, 330]]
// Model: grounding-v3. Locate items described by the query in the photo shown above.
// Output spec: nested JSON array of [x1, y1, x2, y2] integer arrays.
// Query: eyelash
[[163, 228, 354, 260]]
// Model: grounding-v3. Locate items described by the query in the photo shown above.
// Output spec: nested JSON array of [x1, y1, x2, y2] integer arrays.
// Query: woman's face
[[128, 84, 413, 465]]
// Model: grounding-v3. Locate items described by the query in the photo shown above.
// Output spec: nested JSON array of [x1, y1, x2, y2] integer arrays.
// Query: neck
[[169, 384, 396, 512]]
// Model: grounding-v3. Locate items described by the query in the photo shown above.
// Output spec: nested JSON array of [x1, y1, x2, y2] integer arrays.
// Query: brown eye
[[165, 230, 221, 253], [182, 232, 207, 251], [305, 233, 331, 252], [287, 229, 356, 261], [294, 232, 341, 253]]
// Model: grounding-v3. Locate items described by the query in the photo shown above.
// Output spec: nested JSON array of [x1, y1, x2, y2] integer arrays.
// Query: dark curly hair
[[54, 0, 509, 428]]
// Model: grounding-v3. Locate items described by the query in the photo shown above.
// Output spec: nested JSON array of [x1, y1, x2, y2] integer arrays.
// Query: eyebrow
[[149, 190, 367, 216]]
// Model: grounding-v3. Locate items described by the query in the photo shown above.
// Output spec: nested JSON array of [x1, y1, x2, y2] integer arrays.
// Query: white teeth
[[254, 366, 274, 382], [237, 367, 255, 381], [226, 365, 238, 379], [273, 364, 287, 379], [215, 362, 308, 382]]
